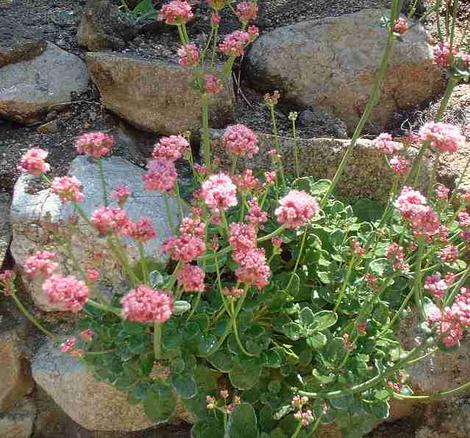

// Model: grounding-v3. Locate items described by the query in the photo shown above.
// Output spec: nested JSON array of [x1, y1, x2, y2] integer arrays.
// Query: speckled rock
[[0, 37, 46, 67], [10, 156, 179, 311], [86, 52, 234, 135], [246, 9, 444, 132], [211, 130, 424, 201], [0, 400, 35, 438], [0, 193, 11, 268], [0, 43, 89, 124], [32, 339, 155, 432]]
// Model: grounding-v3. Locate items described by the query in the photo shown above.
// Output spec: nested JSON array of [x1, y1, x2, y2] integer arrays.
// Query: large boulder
[[86, 52, 234, 135], [10, 156, 179, 311], [211, 130, 423, 201], [0, 400, 35, 438], [32, 340, 155, 432], [0, 43, 89, 124], [246, 9, 444, 132], [0, 37, 46, 68], [0, 193, 11, 268]]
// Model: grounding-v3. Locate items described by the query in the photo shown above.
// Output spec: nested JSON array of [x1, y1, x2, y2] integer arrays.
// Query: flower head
[[424, 273, 448, 300], [24, 251, 58, 278], [204, 74, 224, 95], [152, 136, 189, 162], [124, 217, 157, 243], [235, 248, 270, 290], [162, 235, 205, 263], [374, 133, 397, 154], [159, 0, 193, 25], [80, 329, 94, 342], [389, 155, 410, 176], [229, 223, 257, 254], [433, 42, 458, 68], [235, 1, 258, 22], [91, 206, 131, 234], [418, 122, 465, 153], [435, 184, 450, 200], [51, 176, 84, 203], [0, 270, 15, 296], [219, 30, 252, 57], [121, 285, 173, 323], [201, 173, 238, 212], [178, 43, 200, 67], [438, 245, 459, 263], [111, 184, 131, 205], [275, 190, 319, 229], [177, 264, 205, 292], [223, 124, 258, 158], [143, 158, 177, 193], [75, 132, 114, 158], [17, 148, 50, 176], [246, 198, 268, 228], [42, 275, 89, 312], [392, 16, 408, 34]]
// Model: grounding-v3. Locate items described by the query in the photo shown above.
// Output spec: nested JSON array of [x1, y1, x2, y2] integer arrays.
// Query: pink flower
[[294, 410, 314, 427], [79, 329, 94, 342], [152, 135, 189, 162], [424, 273, 448, 300], [435, 184, 450, 200], [233, 169, 260, 192], [122, 285, 173, 323], [386, 243, 409, 272], [409, 206, 441, 238], [433, 42, 458, 68], [223, 124, 258, 158], [204, 74, 224, 95], [229, 223, 257, 254], [42, 275, 89, 312], [438, 245, 459, 263], [211, 12, 221, 25], [392, 16, 408, 34], [264, 171, 276, 185], [24, 251, 58, 278], [374, 133, 397, 154], [178, 43, 199, 67], [458, 211, 470, 228], [395, 186, 426, 219], [0, 270, 15, 296], [246, 198, 268, 228], [235, 248, 270, 290], [219, 31, 251, 57], [17, 148, 50, 176], [350, 239, 365, 257], [60, 337, 82, 356], [75, 132, 114, 158], [111, 184, 131, 205], [223, 287, 245, 300], [51, 176, 84, 203], [143, 158, 177, 193], [201, 173, 238, 212], [247, 25, 259, 40], [235, 1, 258, 22], [159, 0, 193, 25], [124, 217, 157, 243], [86, 269, 100, 281], [179, 217, 205, 239], [275, 190, 319, 229], [389, 155, 410, 176], [162, 235, 205, 263], [90, 206, 131, 234], [177, 264, 205, 292], [418, 122, 465, 153]]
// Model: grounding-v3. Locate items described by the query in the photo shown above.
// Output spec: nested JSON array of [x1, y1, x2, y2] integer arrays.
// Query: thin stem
[[334, 256, 357, 312], [307, 415, 323, 438], [11, 292, 56, 338], [378, 286, 415, 336], [427, 151, 441, 197], [231, 301, 256, 356], [291, 423, 303, 438], [87, 299, 122, 316], [201, 93, 211, 168], [269, 105, 286, 188], [163, 193, 175, 233], [393, 380, 470, 401], [211, 25, 219, 68], [138, 242, 149, 284], [286, 228, 308, 290], [154, 322, 162, 360], [97, 158, 108, 207], [291, 116, 300, 178], [412, 239, 425, 319], [174, 181, 185, 221]]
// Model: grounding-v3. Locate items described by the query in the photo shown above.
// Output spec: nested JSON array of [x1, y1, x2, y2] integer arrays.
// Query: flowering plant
[[2, 1, 470, 438]]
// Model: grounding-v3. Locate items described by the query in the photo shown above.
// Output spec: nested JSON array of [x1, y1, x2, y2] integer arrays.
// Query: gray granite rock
[[246, 9, 444, 132], [0, 193, 11, 269], [0, 37, 46, 68], [0, 43, 89, 124], [86, 52, 234, 135], [10, 156, 179, 311], [0, 400, 35, 438]]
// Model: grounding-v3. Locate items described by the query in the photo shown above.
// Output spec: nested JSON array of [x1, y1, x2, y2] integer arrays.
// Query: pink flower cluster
[[124, 217, 157, 243], [91, 206, 130, 234], [433, 42, 458, 68], [201, 173, 238, 213], [235, 247, 270, 290], [389, 155, 410, 176], [418, 122, 465, 153], [152, 135, 189, 162], [424, 273, 449, 300], [0, 270, 15, 296], [374, 133, 397, 154], [392, 16, 408, 35], [162, 234, 206, 263], [386, 243, 409, 272], [223, 124, 258, 158], [159, 0, 193, 25], [178, 43, 200, 67], [51, 176, 84, 203], [229, 223, 257, 254], [18, 148, 50, 176], [435, 184, 450, 200], [204, 74, 224, 95], [24, 251, 58, 278], [60, 337, 82, 357], [143, 158, 177, 193], [42, 274, 89, 312], [438, 245, 459, 263], [458, 211, 470, 228], [235, 1, 258, 22], [177, 264, 205, 292], [275, 190, 319, 229], [233, 169, 260, 192], [428, 287, 470, 347], [219, 28, 257, 57], [111, 184, 131, 205], [246, 198, 268, 228], [75, 132, 114, 158], [121, 285, 173, 323]]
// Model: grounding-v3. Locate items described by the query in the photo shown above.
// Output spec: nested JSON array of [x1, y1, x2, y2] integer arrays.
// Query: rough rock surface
[[0, 193, 11, 268], [77, 0, 136, 51], [0, 43, 89, 124], [0, 400, 35, 438], [0, 37, 46, 68], [87, 52, 234, 135], [0, 304, 33, 412], [246, 9, 444, 132], [10, 156, 179, 311], [212, 130, 421, 201], [32, 339, 155, 432]]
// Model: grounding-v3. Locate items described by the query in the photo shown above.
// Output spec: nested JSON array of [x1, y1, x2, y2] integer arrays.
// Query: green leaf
[[191, 416, 224, 438], [262, 349, 282, 368], [173, 300, 191, 315], [329, 394, 354, 410], [282, 322, 303, 340], [299, 307, 315, 326], [172, 373, 197, 399], [311, 368, 336, 384], [229, 403, 259, 438], [369, 258, 388, 276], [306, 332, 327, 349], [143, 384, 176, 424], [313, 310, 338, 331], [229, 360, 262, 390], [207, 349, 234, 372], [352, 199, 385, 223]]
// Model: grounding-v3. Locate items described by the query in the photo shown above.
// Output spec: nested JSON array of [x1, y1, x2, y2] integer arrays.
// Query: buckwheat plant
[[2, 1, 470, 438]]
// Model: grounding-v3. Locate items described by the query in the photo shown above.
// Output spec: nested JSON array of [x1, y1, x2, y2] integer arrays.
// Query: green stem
[[444, 266, 470, 306], [97, 158, 108, 207], [87, 299, 122, 316], [11, 292, 56, 338], [106, 236, 139, 285], [291, 116, 300, 178], [174, 181, 185, 221], [307, 415, 323, 438], [211, 25, 219, 68], [393, 380, 470, 401], [291, 423, 303, 438], [231, 301, 256, 356], [138, 243, 149, 284], [412, 239, 425, 319], [154, 322, 162, 360], [334, 256, 357, 312], [163, 193, 175, 233], [286, 228, 308, 290], [269, 105, 286, 188], [378, 286, 416, 336], [201, 93, 211, 168]]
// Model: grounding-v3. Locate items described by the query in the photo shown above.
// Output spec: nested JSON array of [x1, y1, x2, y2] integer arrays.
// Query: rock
[[298, 108, 348, 139], [246, 9, 444, 132], [211, 130, 424, 201], [10, 156, 179, 311], [87, 52, 234, 135], [32, 339, 154, 432], [0, 38, 46, 67], [0, 400, 35, 438], [36, 120, 59, 134], [0, 302, 33, 412], [77, 0, 137, 51], [0, 43, 89, 124], [0, 193, 11, 268]]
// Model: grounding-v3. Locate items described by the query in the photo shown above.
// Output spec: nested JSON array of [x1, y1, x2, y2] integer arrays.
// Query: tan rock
[[87, 52, 234, 135], [0, 400, 35, 438]]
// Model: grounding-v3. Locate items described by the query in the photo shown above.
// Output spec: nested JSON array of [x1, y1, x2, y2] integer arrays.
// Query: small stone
[[36, 120, 59, 134]]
